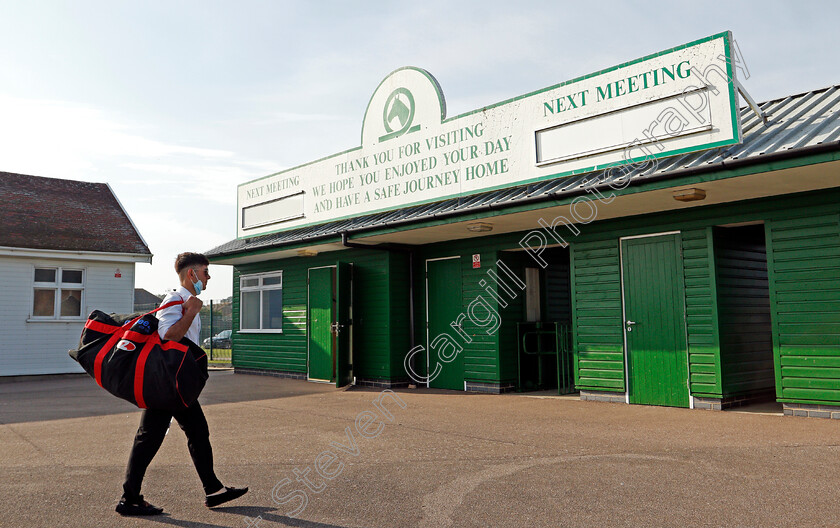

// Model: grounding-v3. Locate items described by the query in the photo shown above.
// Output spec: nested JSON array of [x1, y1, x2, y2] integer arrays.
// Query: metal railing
[[134, 300, 232, 363], [516, 321, 575, 394], [203, 300, 232, 363]]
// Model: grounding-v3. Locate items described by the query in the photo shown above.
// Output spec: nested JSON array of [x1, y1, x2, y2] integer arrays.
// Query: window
[[32, 267, 85, 319], [240, 272, 283, 332]]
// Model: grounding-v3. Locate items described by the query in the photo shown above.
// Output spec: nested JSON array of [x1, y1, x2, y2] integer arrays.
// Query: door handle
[[625, 320, 637, 332]]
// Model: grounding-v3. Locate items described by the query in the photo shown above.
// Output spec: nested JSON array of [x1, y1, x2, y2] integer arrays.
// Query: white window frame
[[29, 266, 86, 322], [239, 271, 284, 333]]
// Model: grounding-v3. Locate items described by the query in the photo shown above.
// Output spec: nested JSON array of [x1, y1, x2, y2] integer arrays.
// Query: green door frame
[[335, 261, 353, 388], [425, 256, 464, 390], [307, 264, 354, 385], [308, 265, 336, 382], [620, 231, 691, 408]]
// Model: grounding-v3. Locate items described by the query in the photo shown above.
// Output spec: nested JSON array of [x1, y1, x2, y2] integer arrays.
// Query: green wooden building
[[207, 33, 840, 416]]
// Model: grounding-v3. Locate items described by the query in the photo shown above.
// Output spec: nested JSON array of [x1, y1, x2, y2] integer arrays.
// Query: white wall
[[0, 256, 136, 376]]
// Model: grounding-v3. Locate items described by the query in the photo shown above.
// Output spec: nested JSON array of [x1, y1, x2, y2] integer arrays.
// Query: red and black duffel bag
[[69, 301, 208, 411]]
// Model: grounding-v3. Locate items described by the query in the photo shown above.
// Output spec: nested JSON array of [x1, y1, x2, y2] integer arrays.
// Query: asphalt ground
[[2, 371, 840, 528]]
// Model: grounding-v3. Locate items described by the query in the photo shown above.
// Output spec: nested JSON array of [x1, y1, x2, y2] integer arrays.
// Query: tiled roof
[[0, 172, 151, 255], [207, 84, 840, 258]]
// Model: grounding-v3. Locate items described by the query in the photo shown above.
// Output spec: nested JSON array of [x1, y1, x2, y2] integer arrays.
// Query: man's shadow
[[215, 505, 349, 527], [146, 505, 348, 528]]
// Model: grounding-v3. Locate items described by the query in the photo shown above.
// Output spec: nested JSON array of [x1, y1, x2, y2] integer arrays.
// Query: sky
[[1, 1, 837, 300]]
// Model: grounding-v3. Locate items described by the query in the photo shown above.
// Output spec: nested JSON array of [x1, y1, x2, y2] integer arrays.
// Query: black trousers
[[122, 401, 223, 500]]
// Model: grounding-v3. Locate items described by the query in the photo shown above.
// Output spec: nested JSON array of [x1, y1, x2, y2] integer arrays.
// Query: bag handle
[[145, 300, 184, 316], [124, 300, 184, 328]]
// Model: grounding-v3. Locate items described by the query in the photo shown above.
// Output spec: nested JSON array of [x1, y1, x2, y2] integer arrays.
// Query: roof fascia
[[0, 246, 153, 263], [105, 182, 153, 256]]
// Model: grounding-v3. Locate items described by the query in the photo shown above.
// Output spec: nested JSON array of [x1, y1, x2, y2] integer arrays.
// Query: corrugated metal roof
[[207, 84, 840, 258]]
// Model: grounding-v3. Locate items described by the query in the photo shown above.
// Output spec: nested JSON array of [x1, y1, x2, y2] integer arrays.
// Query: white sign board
[[238, 32, 741, 238]]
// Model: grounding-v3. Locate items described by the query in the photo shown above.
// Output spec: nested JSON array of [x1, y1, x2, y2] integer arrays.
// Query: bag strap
[[85, 300, 185, 335], [125, 299, 184, 327], [91, 300, 187, 390], [144, 300, 184, 316]]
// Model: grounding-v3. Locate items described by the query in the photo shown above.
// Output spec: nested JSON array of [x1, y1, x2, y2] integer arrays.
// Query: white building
[[0, 172, 152, 376]]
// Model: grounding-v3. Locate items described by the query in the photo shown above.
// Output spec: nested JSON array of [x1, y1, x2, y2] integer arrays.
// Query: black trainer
[[205, 486, 249, 508], [115, 495, 164, 516]]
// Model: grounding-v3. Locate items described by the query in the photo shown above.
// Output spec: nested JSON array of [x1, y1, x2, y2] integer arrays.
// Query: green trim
[[446, 31, 732, 122], [706, 227, 724, 395], [723, 31, 742, 146], [582, 388, 625, 393], [765, 220, 784, 399], [208, 235, 344, 263], [237, 134, 740, 240], [235, 32, 737, 240], [577, 191, 840, 244], [215, 150, 840, 260], [359, 150, 840, 239], [569, 244, 580, 389]]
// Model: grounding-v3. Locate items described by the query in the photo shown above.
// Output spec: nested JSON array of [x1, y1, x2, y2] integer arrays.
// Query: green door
[[308, 266, 335, 381], [427, 257, 464, 390], [621, 234, 689, 407], [335, 261, 353, 388]]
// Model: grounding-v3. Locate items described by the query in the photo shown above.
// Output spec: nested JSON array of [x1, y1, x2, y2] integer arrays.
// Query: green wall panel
[[387, 253, 412, 381], [681, 228, 722, 398], [461, 251, 502, 384], [767, 212, 840, 403], [571, 240, 625, 392]]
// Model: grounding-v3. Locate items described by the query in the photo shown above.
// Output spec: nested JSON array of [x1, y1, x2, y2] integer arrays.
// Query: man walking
[[116, 252, 247, 516]]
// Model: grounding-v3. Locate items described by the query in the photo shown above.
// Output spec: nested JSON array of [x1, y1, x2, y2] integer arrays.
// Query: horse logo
[[380, 88, 420, 141]]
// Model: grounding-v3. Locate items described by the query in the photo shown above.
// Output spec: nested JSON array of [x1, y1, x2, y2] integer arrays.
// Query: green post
[[209, 300, 214, 361]]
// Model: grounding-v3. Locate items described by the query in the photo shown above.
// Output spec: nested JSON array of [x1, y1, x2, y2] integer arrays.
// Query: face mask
[[191, 270, 203, 296]]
